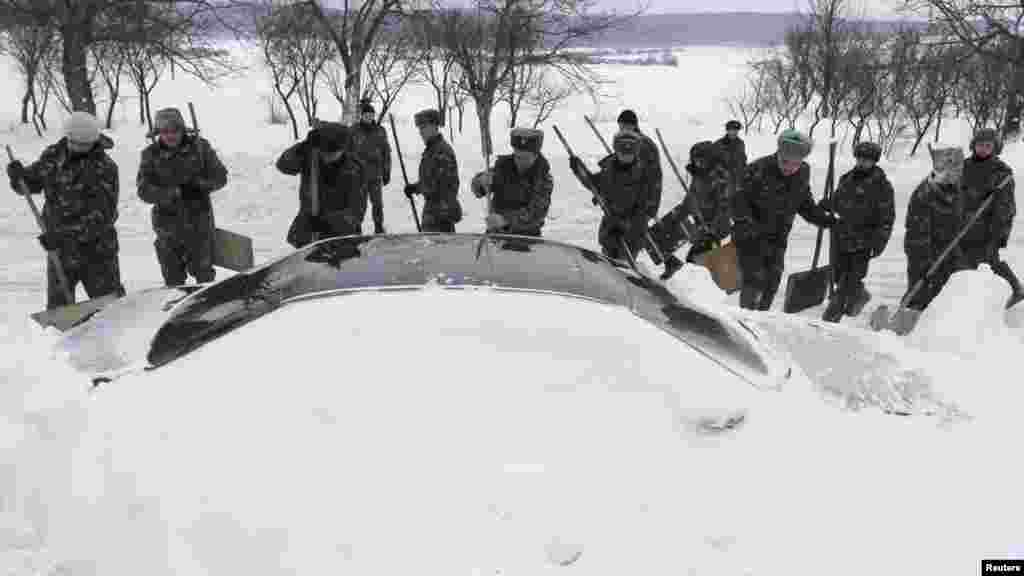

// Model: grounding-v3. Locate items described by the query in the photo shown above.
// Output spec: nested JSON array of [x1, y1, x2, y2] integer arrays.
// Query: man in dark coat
[[404, 109, 462, 232], [352, 98, 392, 234], [6, 111, 125, 309], [471, 127, 552, 236], [732, 129, 837, 311], [570, 131, 651, 262], [137, 107, 228, 286], [617, 109, 662, 221], [276, 122, 366, 248], [820, 141, 895, 322], [715, 119, 747, 197], [957, 128, 1023, 308], [903, 146, 966, 311]]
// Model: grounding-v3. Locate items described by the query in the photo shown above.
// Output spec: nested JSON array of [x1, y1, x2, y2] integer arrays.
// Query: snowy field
[[1, 43, 1024, 574]]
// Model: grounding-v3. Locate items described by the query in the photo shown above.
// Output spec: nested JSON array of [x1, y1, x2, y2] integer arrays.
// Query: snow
[[2, 42, 1024, 574]]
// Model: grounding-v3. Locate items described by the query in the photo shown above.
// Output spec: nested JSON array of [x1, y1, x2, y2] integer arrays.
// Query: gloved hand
[[382, 173, 390, 186], [822, 212, 840, 228], [818, 197, 834, 212], [37, 230, 62, 251], [485, 213, 507, 231], [7, 160, 25, 193], [306, 127, 322, 149], [404, 183, 419, 199], [569, 156, 586, 177], [471, 170, 492, 199]]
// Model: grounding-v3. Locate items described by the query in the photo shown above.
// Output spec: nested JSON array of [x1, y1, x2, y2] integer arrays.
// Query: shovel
[[869, 176, 1008, 334]]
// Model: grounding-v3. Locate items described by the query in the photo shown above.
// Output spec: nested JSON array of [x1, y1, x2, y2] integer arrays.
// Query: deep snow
[[2, 42, 1024, 575]]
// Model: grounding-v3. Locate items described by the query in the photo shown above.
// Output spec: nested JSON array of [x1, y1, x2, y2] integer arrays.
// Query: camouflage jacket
[[685, 163, 732, 240], [960, 156, 1015, 250], [635, 130, 663, 219], [594, 154, 649, 223], [831, 165, 895, 254], [732, 153, 832, 245], [417, 133, 462, 223], [276, 141, 367, 226], [352, 121, 391, 184], [715, 135, 747, 185], [137, 134, 227, 236], [904, 177, 963, 264], [20, 135, 119, 250], [489, 154, 553, 235]]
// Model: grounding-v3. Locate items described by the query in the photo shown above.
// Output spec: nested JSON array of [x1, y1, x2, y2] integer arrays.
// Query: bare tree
[[756, 57, 805, 133], [409, 8, 459, 126], [90, 41, 126, 129], [306, 0, 407, 124], [726, 65, 770, 134], [0, 24, 57, 131], [256, 2, 334, 138], [363, 23, 424, 122], [523, 67, 574, 129], [954, 51, 1012, 133]]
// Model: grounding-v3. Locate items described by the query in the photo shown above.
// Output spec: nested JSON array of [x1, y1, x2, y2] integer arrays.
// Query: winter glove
[[404, 183, 419, 199], [306, 128, 323, 149], [382, 173, 390, 186], [569, 156, 587, 177], [7, 160, 26, 193], [37, 230, 62, 251], [818, 197, 834, 212], [485, 213, 507, 231], [471, 170, 492, 198]]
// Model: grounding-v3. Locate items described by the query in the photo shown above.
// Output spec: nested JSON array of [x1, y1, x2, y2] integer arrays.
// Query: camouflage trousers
[[823, 250, 871, 322], [737, 238, 786, 310], [366, 179, 384, 231], [46, 249, 125, 310], [421, 212, 456, 233]]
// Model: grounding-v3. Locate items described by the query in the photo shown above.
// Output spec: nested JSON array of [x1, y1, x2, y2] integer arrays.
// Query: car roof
[[145, 234, 778, 384]]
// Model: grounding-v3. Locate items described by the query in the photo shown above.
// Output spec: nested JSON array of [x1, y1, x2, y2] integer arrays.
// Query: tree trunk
[[343, 57, 363, 125], [59, 26, 96, 114], [474, 97, 494, 162], [21, 84, 33, 124], [1003, 36, 1024, 139]]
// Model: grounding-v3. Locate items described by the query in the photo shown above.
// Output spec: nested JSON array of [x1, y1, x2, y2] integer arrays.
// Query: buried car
[[38, 233, 818, 574]]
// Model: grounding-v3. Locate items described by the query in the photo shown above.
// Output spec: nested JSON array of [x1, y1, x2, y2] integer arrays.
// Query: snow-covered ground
[[2, 43, 1023, 574]]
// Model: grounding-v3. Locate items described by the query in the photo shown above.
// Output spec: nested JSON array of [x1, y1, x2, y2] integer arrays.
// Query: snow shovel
[[388, 113, 422, 232], [186, 102, 255, 271], [782, 140, 837, 314], [869, 176, 1009, 334]]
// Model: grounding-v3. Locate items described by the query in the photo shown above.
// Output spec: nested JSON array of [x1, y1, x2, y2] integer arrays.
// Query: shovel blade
[[868, 304, 922, 335], [30, 293, 123, 332]]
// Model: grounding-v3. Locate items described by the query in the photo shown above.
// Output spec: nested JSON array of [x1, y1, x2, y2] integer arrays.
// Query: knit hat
[[853, 141, 881, 163], [315, 121, 352, 153], [777, 129, 812, 161], [510, 127, 543, 153], [64, 111, 100, 146], [154, 107, 186, 132], [617, 109, 638, 126], [970, 127, 1002, 155], [725, 120, 741, 131], [359, 98, 375, 115], [690, 140, 720, 163], [414, 109, 442, 127], [613, 131, 639, 153]]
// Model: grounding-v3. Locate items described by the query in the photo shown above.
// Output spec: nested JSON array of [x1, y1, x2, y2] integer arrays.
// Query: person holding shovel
[[470, 127, 552, 237], [276, 121, 366, 248], [958, 128, 1023, 308], [352, 98, 392, 234], [6, 111, 125, 310], [137, 107, 228, 286], [403, 109, 462, 233], [902, 145, 966, 311], [732, 129, 838, 311], [819, 141, 895, 323]]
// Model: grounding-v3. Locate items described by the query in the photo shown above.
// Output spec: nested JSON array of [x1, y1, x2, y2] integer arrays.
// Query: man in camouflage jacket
[[137, 107, 228, 286], [6, 111, 125, 310], [617, 109, 662, 220], [404, 109, 462, 232], [352, 99, 392, 234], [570, 131, 651, 262], [732, 129, 837, 311], [276, 122, 366, 248], [471, 127, 552, 237], [903, 146, 965, 311], [820, 141, 895, 322], [715, 120, 747, 198], [957, 128, 1023, 308]]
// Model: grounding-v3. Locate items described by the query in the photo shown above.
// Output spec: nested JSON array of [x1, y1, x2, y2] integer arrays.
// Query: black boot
[[845, 286, 872, 317], [660, 254, 685, 281], [822, 297, 845, 323], [739, 286, 762, 310], [374, 222, 386, 235]]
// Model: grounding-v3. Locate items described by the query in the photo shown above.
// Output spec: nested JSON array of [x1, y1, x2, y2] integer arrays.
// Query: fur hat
[[929, 145, 964, 184], [154, 107, 186, 132], [414, 109, 442, 127], [617, 109, 638, 126], [725, 119, 742, 131], [777, 129, 812, 161], [359, 98, 375, 115], [64, 111, 100, 146], [613, 130, 639, 153], [970, 127, 1002, 155], [510, 127, 543, 153]]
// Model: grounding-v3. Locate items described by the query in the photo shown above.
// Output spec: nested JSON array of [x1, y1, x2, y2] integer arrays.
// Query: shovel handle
[[6, 145, 75, 302], [388, 113, 421, 232]]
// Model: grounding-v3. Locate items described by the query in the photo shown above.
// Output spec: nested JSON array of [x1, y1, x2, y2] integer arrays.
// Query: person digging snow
[[732, 129, 838, 311], [352, 98, 392, 234], [617, 109, 663, 221], [819, 141, 895, 323], [276, 121, 366, 248], [137, 107, 228, 286], [715, 119, 747, 198], [957, 128, 1023, 309], [6, 110, 125, 309], [404, 109, 462, 233], [903, 145, 966, 312], [471, 127, 552, 237]]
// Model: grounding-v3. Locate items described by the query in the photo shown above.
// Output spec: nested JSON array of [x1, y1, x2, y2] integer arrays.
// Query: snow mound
[[665, 262, 728, 307], [907, 267, 1017, 359]]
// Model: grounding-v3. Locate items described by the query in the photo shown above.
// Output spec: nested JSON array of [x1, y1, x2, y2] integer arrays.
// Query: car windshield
[[145, 234, 787, 388]]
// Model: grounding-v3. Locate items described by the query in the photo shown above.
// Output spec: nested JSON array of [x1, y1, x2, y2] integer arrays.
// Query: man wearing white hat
[[5, 110, 125, 310]]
